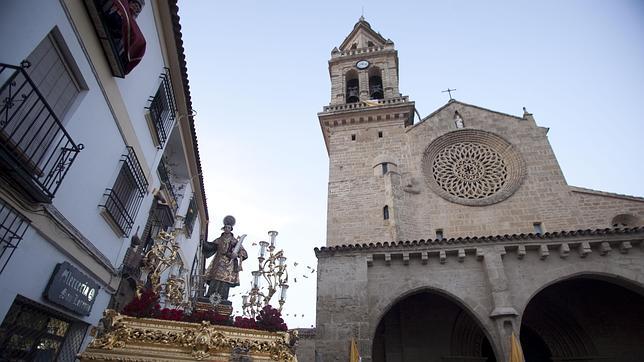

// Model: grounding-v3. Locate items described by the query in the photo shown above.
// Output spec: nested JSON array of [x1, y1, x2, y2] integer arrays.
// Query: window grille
[[0, 296, 88, 362], [100, 146, 148, 236], [184, 196, 197, 237], [157, 159, 177, 210], [140, 196, 174, 252], [0, 199, 30, 274], [146, 69, 176, 147]]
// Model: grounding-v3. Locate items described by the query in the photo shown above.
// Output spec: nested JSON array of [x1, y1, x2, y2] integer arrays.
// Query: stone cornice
[[315, 227, 644, 258]]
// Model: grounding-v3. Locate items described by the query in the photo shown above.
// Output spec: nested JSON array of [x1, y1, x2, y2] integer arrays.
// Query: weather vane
[[442, 88, 456, 101]]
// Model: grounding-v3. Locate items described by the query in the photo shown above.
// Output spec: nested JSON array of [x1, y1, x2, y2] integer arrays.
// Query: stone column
[[483, 246, 519, 361]]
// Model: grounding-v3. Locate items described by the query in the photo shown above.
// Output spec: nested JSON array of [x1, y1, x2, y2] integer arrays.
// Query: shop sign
[[44, 262, 100, 316]]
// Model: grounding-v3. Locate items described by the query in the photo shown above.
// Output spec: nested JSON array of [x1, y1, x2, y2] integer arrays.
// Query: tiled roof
[[168, 1, 209, 231], [315, 227, 644, 256], [570, 186, 644, 202]]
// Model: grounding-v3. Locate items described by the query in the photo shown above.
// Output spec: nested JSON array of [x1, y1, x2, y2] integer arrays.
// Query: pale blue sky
[[178, 1, 644, 327]]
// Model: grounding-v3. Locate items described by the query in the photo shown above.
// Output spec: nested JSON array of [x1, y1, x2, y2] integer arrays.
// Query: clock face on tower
[[356, 60, 370, 69]]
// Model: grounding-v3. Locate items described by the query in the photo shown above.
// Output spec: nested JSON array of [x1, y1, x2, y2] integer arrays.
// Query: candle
[[278, 256, 287, 266], [280, 284, 289, 301], [252, 271, 261, 289], [268, 231, 278, 247], [259, 241, 268, 258], [232, 234, 247, 255]]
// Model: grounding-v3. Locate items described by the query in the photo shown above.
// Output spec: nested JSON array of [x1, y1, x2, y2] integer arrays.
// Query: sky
[[177, 0, 644, 328]]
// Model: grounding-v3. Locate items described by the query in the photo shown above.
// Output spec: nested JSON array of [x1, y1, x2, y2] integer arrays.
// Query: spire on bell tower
[[326, 18, 401, 105]]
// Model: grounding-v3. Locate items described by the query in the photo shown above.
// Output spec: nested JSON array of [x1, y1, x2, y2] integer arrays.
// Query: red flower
[[122, 288, 160, 318]]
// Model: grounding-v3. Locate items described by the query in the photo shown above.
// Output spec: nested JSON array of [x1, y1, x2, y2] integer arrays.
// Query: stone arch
[[519, 273, 644, 361], [368, 66, 383, 99], [611, 213, 643, 227], [370, 286, 500, 362], [515, 268, 644, 318], [345, 69, 359, 103]]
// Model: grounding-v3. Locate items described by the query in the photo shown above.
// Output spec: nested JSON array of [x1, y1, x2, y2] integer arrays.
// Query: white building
[[0, 0, 208, 359]]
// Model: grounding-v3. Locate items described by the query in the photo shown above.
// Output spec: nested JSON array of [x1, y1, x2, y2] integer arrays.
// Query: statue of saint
[[202, 216, 248, 305]]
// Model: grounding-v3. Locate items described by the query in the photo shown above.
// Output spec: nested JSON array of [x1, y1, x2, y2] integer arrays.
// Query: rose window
[[432, 142, 508, 199], [422, 129, 525, 206]]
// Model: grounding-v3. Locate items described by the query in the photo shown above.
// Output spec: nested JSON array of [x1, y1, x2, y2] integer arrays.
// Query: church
[[305, 18, 644, 362]]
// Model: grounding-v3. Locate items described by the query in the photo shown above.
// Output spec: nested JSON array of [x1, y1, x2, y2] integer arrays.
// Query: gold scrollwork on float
[[81, 310, 296, 361]]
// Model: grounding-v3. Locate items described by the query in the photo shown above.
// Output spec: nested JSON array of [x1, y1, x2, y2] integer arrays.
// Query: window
[[184, 196, 197, 237], [0, 199, 30, 274], [146, 69, 176, 147], [141, 195, 174, 251], [351, 134, 356, 141], [382, 162, 388, 175], [378, 131, 383, 138], [383, 205, 389, 220], [0, 297, 88, 361], [533, 222, 543, 234], [24, 29, 85, 121], [100, 147, 149, 236], [436, 229, 444, 240]]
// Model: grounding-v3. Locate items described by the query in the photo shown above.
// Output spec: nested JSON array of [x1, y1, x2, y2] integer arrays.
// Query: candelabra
[[241, 231, 289, 318], [139, 230, 187, 306]]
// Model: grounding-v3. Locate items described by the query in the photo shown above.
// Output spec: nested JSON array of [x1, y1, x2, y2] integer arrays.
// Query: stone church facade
[[306, 18, 644, 362]]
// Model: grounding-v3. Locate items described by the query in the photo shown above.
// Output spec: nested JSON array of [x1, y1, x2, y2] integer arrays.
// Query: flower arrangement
[[121, 288, 288, 331], [256, 305, 288, 332]]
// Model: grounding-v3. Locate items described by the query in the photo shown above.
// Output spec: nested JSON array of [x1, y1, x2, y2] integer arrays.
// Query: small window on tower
[[436, 229, 444, 240], [351, 134, 356, 141], [382, 163, 388, 175], [383, 205, 389, 220], [378, 131, 383, 138], [533, 222, 543, 234]]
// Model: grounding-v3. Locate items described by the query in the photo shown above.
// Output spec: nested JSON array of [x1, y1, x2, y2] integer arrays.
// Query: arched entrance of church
[[520, 276, 644, 362], [372, 291, 497, 362]]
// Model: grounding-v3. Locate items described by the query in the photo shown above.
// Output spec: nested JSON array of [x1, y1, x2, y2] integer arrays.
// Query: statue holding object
[[202, 216, 248, 305]]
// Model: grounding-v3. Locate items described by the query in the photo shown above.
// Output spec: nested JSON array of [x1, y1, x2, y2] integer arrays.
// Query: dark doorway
[[372, 291, 496, 362], [521, 277, 644, 362]]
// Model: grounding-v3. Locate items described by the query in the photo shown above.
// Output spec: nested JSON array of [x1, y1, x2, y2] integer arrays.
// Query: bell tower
[[319, 17, 415, 246]]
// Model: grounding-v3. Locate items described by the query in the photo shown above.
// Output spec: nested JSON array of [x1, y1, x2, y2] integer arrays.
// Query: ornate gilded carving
[[82, 310, 295, 361]]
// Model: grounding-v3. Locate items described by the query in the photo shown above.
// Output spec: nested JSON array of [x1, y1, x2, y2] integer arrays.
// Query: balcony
[[0, 63, 83, 203]]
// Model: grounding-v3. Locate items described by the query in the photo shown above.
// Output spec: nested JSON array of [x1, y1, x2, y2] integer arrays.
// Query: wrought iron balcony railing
[[157, 159, 177, 210], [0, 198, 30, 274], [0, 63, 84, 203], [145, 69, 176, 148], [99, 146, 148, 236]]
